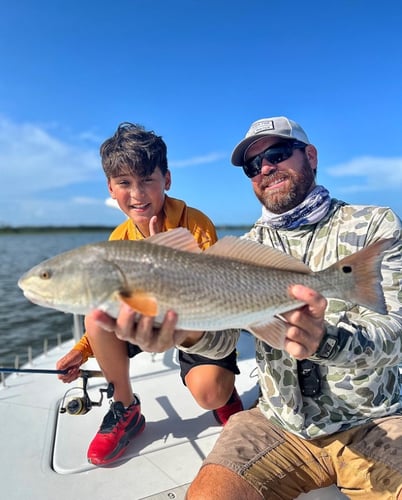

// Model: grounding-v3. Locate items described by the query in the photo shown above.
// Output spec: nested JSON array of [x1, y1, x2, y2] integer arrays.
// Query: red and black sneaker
[[213, 387, 244, 426], [87, 395, 145, 465]]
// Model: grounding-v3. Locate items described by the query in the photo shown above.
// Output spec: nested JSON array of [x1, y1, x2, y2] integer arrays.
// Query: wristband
[[312, 327, 339, 360]]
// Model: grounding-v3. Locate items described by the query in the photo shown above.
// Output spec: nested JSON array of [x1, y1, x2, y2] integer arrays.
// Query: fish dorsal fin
[[205, 236, 311, 273], [146, 227, 202, 253]]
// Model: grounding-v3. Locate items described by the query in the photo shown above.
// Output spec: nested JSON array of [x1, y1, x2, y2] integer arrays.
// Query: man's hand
[[282, 284, 327, 360], [92, 305, 204, 353]]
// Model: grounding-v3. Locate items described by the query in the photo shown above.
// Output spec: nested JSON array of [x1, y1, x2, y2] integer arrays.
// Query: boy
[[56, 123, 243, 466]]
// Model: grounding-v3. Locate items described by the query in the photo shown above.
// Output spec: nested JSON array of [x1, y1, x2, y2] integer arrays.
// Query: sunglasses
[[242, 141, 307, 178]]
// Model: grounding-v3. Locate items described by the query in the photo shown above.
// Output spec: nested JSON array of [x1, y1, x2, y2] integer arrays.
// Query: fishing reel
[[60, 370, 114, 416]]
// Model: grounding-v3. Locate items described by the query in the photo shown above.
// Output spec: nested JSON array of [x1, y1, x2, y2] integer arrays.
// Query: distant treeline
[[0, 225, 115, 234], [0, 225, 251, 234]]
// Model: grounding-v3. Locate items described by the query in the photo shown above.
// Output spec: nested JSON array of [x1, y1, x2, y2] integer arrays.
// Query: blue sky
[[1, 0, 401, 228]]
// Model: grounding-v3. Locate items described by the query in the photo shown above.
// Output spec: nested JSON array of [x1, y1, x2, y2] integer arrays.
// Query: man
[[56, 123, 243, 466], [94, 116, 402, 499]]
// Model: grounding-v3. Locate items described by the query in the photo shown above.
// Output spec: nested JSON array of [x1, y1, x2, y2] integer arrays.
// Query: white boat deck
[[0, 331, 346, 499]]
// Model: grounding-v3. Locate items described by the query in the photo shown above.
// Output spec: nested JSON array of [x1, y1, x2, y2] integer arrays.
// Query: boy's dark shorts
[[178, 349, 240, 385], [127, 343, 143, 358], [127, 343, 240, 385]]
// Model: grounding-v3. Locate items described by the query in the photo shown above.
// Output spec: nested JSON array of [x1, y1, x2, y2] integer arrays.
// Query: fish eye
[[39, 269, 52, 280]]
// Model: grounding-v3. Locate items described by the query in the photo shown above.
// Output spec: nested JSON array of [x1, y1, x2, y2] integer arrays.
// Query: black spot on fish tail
[[325, 238, 394, 314]]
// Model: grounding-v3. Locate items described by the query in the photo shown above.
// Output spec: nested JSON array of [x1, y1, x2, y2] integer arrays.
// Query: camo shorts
[[203, 407, 402, 499]]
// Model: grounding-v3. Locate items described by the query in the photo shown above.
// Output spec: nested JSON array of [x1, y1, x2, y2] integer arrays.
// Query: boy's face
[[108, 167, 171, 232]]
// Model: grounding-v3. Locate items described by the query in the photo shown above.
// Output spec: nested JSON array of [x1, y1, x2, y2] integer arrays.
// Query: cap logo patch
[[253, 120, 275, 134]]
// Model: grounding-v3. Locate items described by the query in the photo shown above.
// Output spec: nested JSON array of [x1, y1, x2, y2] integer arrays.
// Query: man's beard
[[254, 157, 315, 215]]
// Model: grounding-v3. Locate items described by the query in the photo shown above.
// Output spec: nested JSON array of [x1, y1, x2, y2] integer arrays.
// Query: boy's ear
[[165, 169, 172, 190], [107, 179, 116, 198]]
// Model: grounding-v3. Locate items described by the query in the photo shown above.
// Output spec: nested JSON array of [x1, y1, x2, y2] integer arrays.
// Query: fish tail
[[325, 238, 394, 314]]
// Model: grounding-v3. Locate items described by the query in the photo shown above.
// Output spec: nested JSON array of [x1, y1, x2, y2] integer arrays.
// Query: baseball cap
[[231, 116, 310, 166]]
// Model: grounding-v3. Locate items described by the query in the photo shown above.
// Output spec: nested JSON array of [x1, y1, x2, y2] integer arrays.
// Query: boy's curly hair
[[100, 122, 168, 178]]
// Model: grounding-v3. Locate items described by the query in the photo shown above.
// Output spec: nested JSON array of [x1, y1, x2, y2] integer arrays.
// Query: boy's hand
[[149, 215, 159, 236], [90, 216, 204, 352], [56, 349, 83, 383], [92, 305, 204, 353]]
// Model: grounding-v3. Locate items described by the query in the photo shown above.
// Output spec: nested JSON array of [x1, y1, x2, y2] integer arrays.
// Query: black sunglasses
[[242, 141, 307, 178]]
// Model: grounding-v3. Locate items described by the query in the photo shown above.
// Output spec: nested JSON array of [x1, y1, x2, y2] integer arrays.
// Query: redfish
[[18, 229, 393, 348]]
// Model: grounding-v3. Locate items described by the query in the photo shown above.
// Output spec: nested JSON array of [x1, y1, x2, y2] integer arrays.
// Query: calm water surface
[[0, 231, 110, 366], [0, 228, 246, 366]]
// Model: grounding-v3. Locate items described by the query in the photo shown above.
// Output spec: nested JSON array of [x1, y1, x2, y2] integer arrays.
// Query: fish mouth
[[21, 290, 49, 308], [21, 289, 77, 314]]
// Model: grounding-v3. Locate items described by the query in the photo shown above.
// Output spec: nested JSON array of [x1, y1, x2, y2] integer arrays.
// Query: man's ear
[[305, 145, 318, 173]]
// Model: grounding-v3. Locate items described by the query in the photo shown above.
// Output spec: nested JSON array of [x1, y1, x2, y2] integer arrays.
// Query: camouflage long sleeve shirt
[[180, 199, 402, 438]]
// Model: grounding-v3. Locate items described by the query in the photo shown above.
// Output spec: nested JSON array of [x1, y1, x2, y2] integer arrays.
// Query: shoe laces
[[99, 401, 128, 433]]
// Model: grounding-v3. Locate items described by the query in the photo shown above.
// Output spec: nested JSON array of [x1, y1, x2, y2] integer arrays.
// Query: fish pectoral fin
[[118, 291, 159, 317], [247, 316, 289, 349]]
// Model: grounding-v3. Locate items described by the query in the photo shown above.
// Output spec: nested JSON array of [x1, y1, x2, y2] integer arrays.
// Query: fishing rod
[[0, 367, 103, 377], [0, 366, 110, 415]]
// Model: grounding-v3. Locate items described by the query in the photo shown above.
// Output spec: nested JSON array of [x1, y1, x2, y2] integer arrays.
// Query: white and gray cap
[[231, 116, 310, 166]]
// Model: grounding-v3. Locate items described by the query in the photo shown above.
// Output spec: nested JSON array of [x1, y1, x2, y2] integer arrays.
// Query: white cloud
[[0, 117, 111, 226], [4, 116, 399, 226], [170, 152, 226, 168], [0, 193, 128, 227], [0, 117, 232, 226], [105, 197, 120, 210], [326, 156, 402, 193], [77, 130, 104, 144], [71, 196, 104, 206], [0, 117, 100, 198]]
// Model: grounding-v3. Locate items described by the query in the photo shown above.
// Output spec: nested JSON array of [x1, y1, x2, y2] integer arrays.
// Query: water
[[0, 227, 247, 367], [0, 230, 111, 367]]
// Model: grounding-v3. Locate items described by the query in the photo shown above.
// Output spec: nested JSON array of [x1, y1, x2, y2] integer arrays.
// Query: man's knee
[[186, 464, 261, 500]]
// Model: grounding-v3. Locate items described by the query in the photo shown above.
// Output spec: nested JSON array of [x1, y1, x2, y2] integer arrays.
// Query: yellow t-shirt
[[73, 195, 217, 362]]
